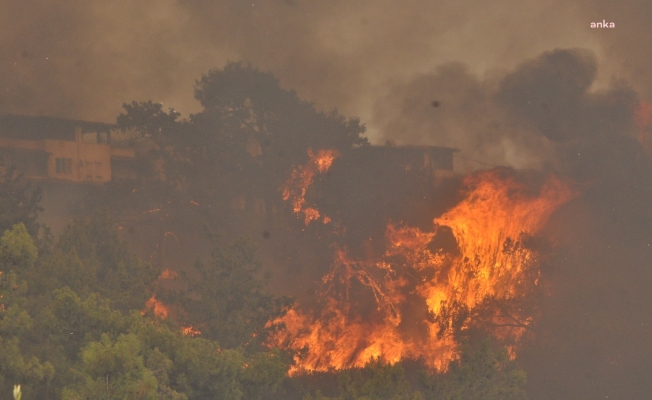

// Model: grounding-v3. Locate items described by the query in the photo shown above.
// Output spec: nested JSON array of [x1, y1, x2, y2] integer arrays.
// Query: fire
[[283, 148, 339, 225], [144, 295, 169, 319], [268, 169, 577, 375], [143, 294, 201, 337], [158, 268, 178, 280], [424, 171, 576, 312], [181, 325, 201, 337]]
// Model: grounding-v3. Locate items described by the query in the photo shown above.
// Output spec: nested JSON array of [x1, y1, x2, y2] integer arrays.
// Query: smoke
[[4, 1, 652, 398], [360, 41, 652, 400], [0, 0, 621, 132], [574, 0, 652, 100], [372, 61, 554, 171], [0, 0, 207, 120], [372, 48, 642, 173], [483, 49, 652, 400]]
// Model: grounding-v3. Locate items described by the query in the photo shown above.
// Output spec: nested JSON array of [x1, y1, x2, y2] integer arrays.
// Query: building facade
[[0, 115, 135, 183]]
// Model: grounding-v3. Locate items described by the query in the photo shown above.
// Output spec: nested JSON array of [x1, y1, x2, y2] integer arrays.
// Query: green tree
[[0, 208, 291, 399], [420, 341, 527, 400], [144, 348, 187, 400], [0, 166, 42, 237], [0, 223, 38, 272], [303, 359, 423, 400], [27, 212, 158, 312], [338, 359, 423, 400], [0, 247, 54, 398], [240, 349, 288, 400], [26, 288, 142, 398], [62, 334, 158, 400], [173, 338, 245, 400], [134, 326, 285, 400], [166, 238, 291, 350]]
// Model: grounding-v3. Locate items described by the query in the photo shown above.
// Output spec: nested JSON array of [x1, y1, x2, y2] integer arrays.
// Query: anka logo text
[[591, 20, 615, 28]]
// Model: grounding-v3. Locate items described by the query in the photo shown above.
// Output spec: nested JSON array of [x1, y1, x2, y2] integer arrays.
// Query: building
[[0, 115, 136, 183]]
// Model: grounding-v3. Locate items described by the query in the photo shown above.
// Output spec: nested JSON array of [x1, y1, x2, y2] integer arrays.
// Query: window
[[55, 158, 72, 174], [95, 162, 102, 179]]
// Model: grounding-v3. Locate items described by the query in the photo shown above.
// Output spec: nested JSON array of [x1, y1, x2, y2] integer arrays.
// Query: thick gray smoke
[[0, 0, 643, 148], [373, 48, 641, 173], [372, 61, 554, 171]]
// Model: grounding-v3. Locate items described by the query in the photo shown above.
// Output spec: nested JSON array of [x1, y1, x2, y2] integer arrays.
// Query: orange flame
[[268, 170, 578, 375], [283, 149, 339, 225], [158, 268, 178, 280], [181, 325, 201, 337], [143, 295, 169, 319]]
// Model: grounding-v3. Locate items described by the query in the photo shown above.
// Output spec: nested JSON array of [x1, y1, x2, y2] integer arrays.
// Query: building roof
[[0, 114, 114, 141]]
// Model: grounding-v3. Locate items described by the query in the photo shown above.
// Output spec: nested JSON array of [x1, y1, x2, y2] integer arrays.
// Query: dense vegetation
[[0, 63, 528, 399]]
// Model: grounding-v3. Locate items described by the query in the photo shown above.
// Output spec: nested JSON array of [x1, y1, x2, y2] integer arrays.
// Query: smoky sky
[[1, 0, 648, 159], [4, 2, 652, 398]]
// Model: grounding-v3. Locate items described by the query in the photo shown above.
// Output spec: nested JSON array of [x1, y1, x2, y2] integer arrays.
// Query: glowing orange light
[[144, 295, 169, 319], [283, 148, 339, 225], [182, 325, 201, 337], [268, 170, 578, 375], [158, 269, 178, 280]]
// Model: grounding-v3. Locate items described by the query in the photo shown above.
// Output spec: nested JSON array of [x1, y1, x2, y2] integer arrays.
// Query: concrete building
[[0, 115, 136, 183]]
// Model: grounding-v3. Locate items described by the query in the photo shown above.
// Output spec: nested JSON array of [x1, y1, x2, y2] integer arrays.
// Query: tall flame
[[269, 169, 577, 375], [283, 148, 339, 224]]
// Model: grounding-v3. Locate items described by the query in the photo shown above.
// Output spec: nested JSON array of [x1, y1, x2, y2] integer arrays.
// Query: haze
[[2, 0, 647, 148]]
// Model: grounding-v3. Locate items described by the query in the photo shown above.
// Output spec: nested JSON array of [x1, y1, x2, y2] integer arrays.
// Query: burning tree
[[270, 167, 577, 375]]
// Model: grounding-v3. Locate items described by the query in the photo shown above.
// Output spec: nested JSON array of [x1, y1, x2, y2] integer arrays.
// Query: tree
[[239, 349, 288, 400], [164, 238, 291, 350], [133, 317, 288, 400], [303, 359, 424, 400], [0, 223, 38, 272], [419, 340, 527, 400], [0, 166, 42, 237], [0, 200, 293, 399], [27, 212, 159, 312], [337, 359, 423, 400], [189, 62, 368, 214], [62, 334, 158, 400], [0, 225, 54, 398]]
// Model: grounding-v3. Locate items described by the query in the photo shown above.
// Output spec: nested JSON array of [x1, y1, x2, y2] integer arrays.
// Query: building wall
[[0, 126, 135, 184], [44, 128, 113, 182]]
